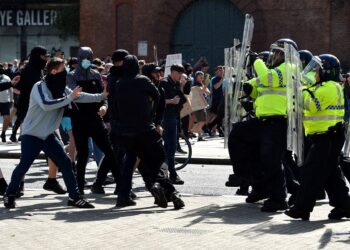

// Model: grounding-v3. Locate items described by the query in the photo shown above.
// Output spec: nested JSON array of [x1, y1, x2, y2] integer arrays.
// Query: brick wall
[[80, 0, 350, 69]]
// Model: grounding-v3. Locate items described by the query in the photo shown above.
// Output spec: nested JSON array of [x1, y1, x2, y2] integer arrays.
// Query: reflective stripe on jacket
[[303, 81, 344, 135], [248, 59, 287, 118]]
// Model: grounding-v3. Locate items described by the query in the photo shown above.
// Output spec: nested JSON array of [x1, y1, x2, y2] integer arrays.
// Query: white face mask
[[81, 59, 91, 69]]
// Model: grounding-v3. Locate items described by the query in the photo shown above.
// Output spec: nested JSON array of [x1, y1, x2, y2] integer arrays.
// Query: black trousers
[[258, 117, 287, 201], [282, 150, 300, 195], [72, 119, 119, 192], [228, 119, 264, 190], [295, 126, 350, 212], [118, 129, 176, 200]]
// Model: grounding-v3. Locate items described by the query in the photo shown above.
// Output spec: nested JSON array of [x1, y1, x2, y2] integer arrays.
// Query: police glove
[[241, 100, 254, 112], [243, 82, 253, 95], [249, 51, 259, 65]]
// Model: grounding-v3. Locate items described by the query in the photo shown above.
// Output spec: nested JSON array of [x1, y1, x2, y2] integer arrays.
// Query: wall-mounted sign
[[0, 10, 58, 27], [138, 41, 148, 57]]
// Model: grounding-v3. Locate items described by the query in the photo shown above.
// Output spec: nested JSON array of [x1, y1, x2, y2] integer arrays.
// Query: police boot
[[245, 190, 268, 203], [285, 206, 310, 221], [225, 174, 249, 187], [328, 200, 350, 220], [261, 199, 288, 212]]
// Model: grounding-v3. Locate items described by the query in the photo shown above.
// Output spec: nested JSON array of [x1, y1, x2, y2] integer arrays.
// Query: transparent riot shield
[[224, 39, 241, 147], [224, 47, 232, 148], [342, 123, 350, 158], [231, 14, 254, 124], [285, 43, 304, 166]]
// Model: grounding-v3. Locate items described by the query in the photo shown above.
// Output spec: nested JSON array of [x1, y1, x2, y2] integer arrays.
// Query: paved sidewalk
[[1, 189, 349, 249]]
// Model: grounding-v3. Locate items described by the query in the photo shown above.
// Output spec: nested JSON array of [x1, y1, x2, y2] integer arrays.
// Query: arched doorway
[[171, 0, 244, 71]]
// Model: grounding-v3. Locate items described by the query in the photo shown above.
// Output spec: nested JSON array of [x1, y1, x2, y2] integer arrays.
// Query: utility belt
[[258, 115, 286, 122], [307, 122, 344, 139]]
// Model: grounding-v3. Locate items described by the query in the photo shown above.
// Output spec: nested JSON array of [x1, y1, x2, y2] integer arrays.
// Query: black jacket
[[107, 65, 123, 122], [17, 62, 43, 117], [159, 76, 186, 118], [67, 47, 108, 123], [114, 55, 160, 136]]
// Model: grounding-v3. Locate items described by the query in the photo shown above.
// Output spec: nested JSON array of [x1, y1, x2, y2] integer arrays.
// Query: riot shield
[[230, 14, 254, 124], [224, 39, 240, 147], [285, 43, 304, 166], [342, 123, 350, 158]]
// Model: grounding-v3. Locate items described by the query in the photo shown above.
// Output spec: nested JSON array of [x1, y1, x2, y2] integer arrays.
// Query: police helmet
[[270, 38, 298, 52], [319, 54, 341, 82], [258, 51, 271, 63], [298, 50, 313, 69]]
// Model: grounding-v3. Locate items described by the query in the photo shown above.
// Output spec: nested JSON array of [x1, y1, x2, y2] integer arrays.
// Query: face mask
[[81, 59, 91, 69], [46, 70, 68, 99]]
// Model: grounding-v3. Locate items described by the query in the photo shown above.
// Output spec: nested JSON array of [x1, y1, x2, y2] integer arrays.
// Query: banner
[[164, 53, 182, 77]]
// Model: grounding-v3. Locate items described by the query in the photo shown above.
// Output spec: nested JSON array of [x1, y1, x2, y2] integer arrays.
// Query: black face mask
[[45, 70, 67, 99]]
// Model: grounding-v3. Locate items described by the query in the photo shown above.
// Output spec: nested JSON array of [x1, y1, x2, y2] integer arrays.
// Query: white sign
[[0, 10, 58, 27], [138, 41, 148, 57], [164, 53, 182, 77]]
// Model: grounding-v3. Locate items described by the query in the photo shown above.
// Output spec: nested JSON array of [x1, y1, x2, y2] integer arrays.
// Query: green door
[[171, 0, 244, 71]]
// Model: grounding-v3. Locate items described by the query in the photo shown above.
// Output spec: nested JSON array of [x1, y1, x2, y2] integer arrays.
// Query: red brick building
[[80, 0, 350, 70]]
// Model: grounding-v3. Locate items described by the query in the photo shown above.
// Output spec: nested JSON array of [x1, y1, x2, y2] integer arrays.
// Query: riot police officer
[[243, 38, 298, 212], [285, 54, 350, 220]]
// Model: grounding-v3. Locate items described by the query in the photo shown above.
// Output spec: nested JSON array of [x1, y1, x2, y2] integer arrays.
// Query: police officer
[[285, 54, 350, 220], [243, 38, 298, 212]]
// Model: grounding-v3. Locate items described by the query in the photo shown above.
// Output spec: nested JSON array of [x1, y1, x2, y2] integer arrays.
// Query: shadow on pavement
[[177, 203, 274, 227]]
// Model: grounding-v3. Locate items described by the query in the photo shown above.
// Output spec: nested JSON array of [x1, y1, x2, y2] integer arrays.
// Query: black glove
[[241, 99, 254, 112], [243, 82, 253, 95], [249, 52, 259, 65]]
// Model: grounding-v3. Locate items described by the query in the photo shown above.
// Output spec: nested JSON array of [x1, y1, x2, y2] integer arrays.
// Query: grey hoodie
[[21, 80, 105, 140]]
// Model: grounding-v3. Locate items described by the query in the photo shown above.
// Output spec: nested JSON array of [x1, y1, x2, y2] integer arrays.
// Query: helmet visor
[[301, 56, 322, 85]]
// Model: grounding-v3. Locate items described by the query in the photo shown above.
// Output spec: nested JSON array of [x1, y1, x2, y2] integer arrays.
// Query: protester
[[4, 57, 108, 209]]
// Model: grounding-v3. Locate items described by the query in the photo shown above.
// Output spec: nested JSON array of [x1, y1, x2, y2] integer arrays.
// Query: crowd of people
[[0, 38, 350, 222], [0, 45, 225, 210]]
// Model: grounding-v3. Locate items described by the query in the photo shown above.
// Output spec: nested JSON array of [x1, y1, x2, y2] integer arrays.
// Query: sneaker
[[171, 192, 185, 209], [115, 198, 136, 208], [4, 195, 16, 209], [261, 199, 288, 212], [245, 191, 268, 203], [150, 182, 168, 208], [328, 207, 350, 220], [285, 207, 310, 221], [103, 175, 115, 186], [43, 179, 67, 194], [1, 133, 6, 143], [0, 178, 8, 196], [197, 137, 207, 142], [90, 183, 105, 194], [130, 190, 137, 200], [176, 147, 187, 154], [9, 134, 17, 143], [67, 197, 94, 208], [170, 175, 184, 185]]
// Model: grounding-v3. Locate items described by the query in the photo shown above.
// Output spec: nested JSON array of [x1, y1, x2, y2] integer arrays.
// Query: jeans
[[6, 134, 80, 199], [88, 137, 104, 166], [163, 116, 178, 178]]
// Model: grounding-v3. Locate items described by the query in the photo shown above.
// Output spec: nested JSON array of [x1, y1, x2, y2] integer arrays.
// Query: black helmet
[[269, 38, 298, 67], [258, 51, 271, 63], [319, 54, 341, 82], [298, 50, 313, 69], [270, 38, 298, 52]]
